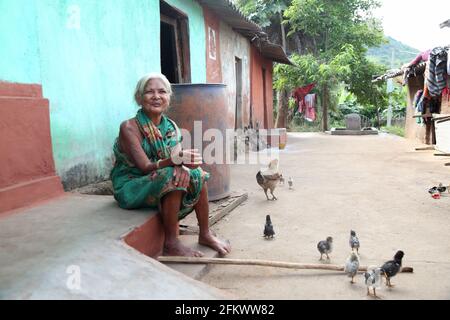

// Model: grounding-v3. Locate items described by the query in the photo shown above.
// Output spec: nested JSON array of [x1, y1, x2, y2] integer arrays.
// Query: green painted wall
[[35, 0, 161, 188], [0, 0, 207, 189], [166, 0, 206, 83], [0, 0, 42, 83]]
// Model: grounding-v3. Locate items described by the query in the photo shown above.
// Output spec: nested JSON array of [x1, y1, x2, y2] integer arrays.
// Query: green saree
[[111, 109, 209, 219]]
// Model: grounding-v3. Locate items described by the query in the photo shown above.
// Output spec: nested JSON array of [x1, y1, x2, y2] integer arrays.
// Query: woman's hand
[[182, 149, 203, 169], [173, 165, 191, 188], [171, 146, 203, 167]]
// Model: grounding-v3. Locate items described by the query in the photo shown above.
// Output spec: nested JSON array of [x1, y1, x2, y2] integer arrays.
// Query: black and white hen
[[317, 237, 333, 261], [381, 250, 404, 287], [256, 159, 281, 201]]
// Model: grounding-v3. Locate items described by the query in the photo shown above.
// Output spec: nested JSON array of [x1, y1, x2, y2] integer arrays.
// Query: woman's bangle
[[156, 159, 162, 170]]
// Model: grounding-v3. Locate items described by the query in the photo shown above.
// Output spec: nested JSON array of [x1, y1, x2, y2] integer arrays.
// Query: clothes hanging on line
[[427, 47, 448, 97], [292, 83, 316, 113], [413, 89, 424, 110], [447, 50, 450, 75], [303, 94, 317, 122], [413, 89, 424, 124], [408, 49, 431, 67]]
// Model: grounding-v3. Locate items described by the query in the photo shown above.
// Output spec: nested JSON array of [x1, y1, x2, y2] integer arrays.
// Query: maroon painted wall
[[203, 7, 223, 84], [250, 46, 274, 129], [124, 214, 165, 258]]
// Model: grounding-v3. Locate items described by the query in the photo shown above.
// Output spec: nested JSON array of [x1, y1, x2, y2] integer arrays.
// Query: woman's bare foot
[[199, 231, 231, 256], [164, 239, 204, 257]]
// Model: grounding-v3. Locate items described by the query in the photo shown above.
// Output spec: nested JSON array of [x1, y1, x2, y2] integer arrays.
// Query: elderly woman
[[111, 73, 231, 257]]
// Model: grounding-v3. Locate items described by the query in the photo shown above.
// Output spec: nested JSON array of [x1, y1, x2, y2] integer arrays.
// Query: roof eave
[[197, 0, 291, 65], [260, 43, 293, 65]]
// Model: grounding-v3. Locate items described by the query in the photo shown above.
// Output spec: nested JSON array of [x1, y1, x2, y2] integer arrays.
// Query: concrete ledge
[[0, 194, 229, 299], [123, 213, 165, 258], [0, 81, 43, 98], [330, 128, 379, 136], [0, 176, 63, 214]]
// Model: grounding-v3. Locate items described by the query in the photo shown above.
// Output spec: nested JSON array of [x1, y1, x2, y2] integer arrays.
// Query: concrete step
[[0, 194, 227, 299]]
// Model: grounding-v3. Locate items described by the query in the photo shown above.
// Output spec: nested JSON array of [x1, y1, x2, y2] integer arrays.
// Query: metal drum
[[167, 84, 232, 201]]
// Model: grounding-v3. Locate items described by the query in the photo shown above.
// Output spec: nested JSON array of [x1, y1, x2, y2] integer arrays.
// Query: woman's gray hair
[[134, 73, 172, 105]]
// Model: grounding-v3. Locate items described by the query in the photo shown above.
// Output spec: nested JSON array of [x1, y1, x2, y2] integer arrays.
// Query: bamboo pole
[[157, 257, 414, 273]]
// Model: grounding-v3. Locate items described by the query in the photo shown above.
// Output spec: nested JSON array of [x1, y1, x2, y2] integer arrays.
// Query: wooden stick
[[209, 193, 248, 226], [436, 118, 450, 124], [157, 256, 414, 273]]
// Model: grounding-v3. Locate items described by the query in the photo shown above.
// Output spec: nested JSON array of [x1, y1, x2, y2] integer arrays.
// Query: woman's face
[[140, 79, 170, 116]]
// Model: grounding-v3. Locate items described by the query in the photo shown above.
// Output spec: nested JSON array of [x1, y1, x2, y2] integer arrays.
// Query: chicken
[[256, 159, 282, 201], [349, 230, 360, 253], [429, 183, 449, 194], [288, 177, 294, 190], [279, 174, 285, 186], [263, 215, 275, 239], [381, 250, 404, 288], [317, 237, 333, 261], [364, 267, 383, 298], [344, 252, 360, 284], [437, 183, 448, 193]]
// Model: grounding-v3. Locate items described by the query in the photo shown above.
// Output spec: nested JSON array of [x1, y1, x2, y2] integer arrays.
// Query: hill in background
[[368, 36, 420, 68]]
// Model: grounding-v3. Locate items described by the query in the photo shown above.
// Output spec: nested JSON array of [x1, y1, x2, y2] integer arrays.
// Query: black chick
[[381, 250, 404, 287], [263, 215, 275, 239]]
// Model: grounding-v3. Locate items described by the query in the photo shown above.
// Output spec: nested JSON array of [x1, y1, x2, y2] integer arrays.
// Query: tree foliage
[[235, 0, 396, 130], [235, 0, 289, 28]]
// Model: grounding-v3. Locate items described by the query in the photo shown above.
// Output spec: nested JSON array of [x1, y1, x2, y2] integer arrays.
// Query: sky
[[375, 0, 450, 52]]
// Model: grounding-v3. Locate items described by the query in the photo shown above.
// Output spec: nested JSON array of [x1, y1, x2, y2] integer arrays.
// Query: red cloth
[[293, 83, 316, 113], [408, 49, 431, 66]]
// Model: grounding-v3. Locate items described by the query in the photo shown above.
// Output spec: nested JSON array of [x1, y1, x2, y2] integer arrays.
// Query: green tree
[[235, 0, 388, 131], [281, 0, 385, 130]]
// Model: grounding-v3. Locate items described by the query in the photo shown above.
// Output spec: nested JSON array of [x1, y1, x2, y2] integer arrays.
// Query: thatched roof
[[372, 62, 426, 83]]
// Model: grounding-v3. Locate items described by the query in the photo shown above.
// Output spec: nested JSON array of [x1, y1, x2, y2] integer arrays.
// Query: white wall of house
[[219, 21, 251, 127]]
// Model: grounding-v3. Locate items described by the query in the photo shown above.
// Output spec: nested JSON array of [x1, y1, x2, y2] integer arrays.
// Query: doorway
[[235, 57, 243, 130], [160, 1, 191, 83]]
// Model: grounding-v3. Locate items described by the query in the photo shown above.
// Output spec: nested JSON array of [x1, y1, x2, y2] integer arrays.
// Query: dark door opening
[[160, 21, 179, 83], [160, 1, 191, 84], [235, 57, 243, 130]]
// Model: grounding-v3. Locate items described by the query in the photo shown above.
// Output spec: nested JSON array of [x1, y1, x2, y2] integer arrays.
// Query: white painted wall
[[219, 21, 251, 125]]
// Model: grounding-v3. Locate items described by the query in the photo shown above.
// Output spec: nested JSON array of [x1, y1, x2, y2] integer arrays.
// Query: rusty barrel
[[167, 84, 232, 201]]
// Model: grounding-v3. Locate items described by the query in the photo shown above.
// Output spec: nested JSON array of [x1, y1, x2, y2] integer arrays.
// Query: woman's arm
[[118, 120, 174, 174]]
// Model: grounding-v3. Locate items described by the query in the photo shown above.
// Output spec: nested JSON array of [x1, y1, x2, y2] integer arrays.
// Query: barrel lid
[[172, 83, 227, 88]]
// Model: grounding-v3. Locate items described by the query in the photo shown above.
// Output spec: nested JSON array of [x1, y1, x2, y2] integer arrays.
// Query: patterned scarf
[[135, 109, 179, 161]]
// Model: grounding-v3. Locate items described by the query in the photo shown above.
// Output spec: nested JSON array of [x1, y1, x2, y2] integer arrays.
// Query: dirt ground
[[202, 132, 450, 300]]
